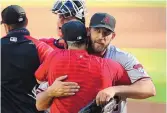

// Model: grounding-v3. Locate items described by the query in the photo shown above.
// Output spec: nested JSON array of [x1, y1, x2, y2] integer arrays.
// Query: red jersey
[[26, 36, 54, 63], [39, 38, 65, 50], [35, 49, 131, 113]]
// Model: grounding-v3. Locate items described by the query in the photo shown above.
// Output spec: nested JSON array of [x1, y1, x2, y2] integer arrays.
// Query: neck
[[88, 45, 107, 57], [94, 49, 107, 57], [68, 45, 87, 50], [100, 49, 107, 57]]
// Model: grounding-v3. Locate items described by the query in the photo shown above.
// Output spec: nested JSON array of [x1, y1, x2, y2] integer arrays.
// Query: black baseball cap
[[1, 5, 27, 25], [89, 13, 116, 32], [62, 20, 87, 42]]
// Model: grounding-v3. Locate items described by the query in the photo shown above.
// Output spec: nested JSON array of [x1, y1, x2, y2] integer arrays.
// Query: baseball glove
[[78, 96, 120, 113]]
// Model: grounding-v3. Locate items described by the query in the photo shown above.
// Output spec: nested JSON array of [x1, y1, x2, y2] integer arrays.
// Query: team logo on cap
[[18, 17, 23, 22], [102, 16, 110, 24]]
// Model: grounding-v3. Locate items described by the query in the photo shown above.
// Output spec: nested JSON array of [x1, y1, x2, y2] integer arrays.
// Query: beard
[[87, 38, 108, 54], [92, 42, 107, 53]]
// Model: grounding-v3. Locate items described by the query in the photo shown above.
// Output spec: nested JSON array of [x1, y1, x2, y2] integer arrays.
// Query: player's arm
[[35, 51, 54, 82], [35, 82, 52, 111], [96, 55, 156, 105], [36, 75, 80, 111], [25, 36, 54, 63], [96, 59, 131, 106], [39, 38, 55, 43], [111, 53, 156, 99], [39, 38, 65, 49]]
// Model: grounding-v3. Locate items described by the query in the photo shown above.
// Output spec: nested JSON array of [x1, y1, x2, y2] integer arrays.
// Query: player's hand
[[96, 87, 116, 106], [46, 75, 80, 97]]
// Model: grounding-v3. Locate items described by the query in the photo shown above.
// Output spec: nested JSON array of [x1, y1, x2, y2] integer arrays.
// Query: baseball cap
[[62, 20, 87, 42], [1, 5, 27, 25], [89, 13, 116, 32]]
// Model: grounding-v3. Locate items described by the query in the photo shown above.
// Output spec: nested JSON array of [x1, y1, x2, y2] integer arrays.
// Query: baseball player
[[35, 0, 86, 112], [36, 1, 156, 113], [86, 12, 156, 112], [39, 0, 86, 49], [35, 20, 131, 113]]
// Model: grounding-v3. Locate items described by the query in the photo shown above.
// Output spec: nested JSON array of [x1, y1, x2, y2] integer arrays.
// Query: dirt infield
[[127, 100, 166, 113], [1, 7, 166, 49], [1, 6, 166, 113]]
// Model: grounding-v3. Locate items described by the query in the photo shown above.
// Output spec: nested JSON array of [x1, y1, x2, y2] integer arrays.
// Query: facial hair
[[87, 38, 108, 55]]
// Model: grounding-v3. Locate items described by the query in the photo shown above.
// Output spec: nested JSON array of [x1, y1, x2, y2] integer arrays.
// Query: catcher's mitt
[[78, 96, 120, 113]]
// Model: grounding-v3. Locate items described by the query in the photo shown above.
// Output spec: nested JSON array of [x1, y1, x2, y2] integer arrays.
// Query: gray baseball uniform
[[104, 45, 150, 113]]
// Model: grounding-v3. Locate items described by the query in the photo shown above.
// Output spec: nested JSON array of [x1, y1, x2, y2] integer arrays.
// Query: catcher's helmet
[[52, 0, 86, 23]]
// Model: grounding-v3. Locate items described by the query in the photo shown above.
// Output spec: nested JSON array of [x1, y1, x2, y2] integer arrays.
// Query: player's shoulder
[[103, 58, 122, 71], [39, 37, 55, 43], [105, 45, 139, 68], [105, 45, 135, 59]]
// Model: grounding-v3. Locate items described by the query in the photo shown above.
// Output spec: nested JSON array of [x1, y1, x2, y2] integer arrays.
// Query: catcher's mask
[[52, 0, 86, 21]]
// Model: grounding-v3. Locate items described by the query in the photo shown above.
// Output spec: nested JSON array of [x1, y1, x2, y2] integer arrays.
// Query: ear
[[25, 17, 28, 27], [111, 32, 116, 40], [64, 41, 68, 49], [87, 27, 90, 37], [4, 24, 9, 34]]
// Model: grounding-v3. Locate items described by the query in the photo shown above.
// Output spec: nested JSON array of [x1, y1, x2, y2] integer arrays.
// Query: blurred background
[[0, 0, 166, 113]]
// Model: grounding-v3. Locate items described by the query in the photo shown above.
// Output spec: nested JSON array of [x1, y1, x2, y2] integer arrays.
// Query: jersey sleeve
[[25, 36, 54, 63], [39, 38, 55, 43], [39, 38, 65, 49], [104, 59, 132, 86], [35, 51, 56, 81], [113, 49, 150, 83]]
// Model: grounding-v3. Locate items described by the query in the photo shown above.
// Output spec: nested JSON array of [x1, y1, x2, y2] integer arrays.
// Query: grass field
[[0, 0, 165, 104], [123, 48, 166, 103], [0, 0, 166, 7]]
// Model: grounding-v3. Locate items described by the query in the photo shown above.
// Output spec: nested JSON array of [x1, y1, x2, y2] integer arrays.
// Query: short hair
[[77, 17, 85, 25], [66, 39, 87, 48], [9, 18, 28, 29]]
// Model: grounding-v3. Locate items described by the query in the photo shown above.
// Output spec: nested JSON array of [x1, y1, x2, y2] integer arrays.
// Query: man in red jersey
[[35, 1, 87, 112], [35, 21, 131, 113]]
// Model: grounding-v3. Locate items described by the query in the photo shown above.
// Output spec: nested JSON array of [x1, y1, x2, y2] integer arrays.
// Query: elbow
[[36, 102, 48, 111], [134, 78, 156, 99], [150, 83, 156, 97], [143, 79, 156, 97], [36, 103, 45, 111], [36, 95, 50, 111]]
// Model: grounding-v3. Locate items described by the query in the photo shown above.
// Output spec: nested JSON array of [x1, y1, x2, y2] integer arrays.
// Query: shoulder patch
[[133, 64, 145, 73]]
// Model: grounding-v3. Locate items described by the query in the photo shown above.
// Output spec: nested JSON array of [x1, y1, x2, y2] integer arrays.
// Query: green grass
[[122, 48, 166, 103], [87, 1, 166, 8], [1, 0, 166, 7]]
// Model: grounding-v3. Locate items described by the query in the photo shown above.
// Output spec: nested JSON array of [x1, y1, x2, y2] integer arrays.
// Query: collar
[[87, 44, 107, 57], [70, 49, 88, 54], [4, 28, 30, 38], [102, 45, 111, 58], [54, 38, 65, 49]]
